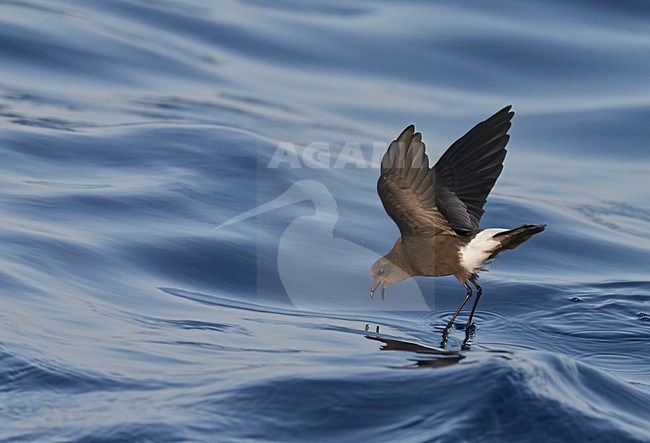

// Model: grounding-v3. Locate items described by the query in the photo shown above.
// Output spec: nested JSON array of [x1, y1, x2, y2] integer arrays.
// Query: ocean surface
[[1, 1, 649, 441]]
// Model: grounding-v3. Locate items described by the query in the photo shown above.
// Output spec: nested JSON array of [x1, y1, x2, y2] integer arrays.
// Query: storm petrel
[[370, 106, 545, 333]]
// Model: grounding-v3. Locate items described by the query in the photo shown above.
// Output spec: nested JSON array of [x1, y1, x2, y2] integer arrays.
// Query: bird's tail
[[491, 224, 546, 255]]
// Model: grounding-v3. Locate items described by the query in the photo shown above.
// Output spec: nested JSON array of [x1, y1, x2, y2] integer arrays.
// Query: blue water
[[1, 1, 649, 441]]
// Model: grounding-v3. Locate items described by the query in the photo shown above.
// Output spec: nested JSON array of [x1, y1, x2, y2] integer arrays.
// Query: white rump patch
[[459, 228, 508, 274]]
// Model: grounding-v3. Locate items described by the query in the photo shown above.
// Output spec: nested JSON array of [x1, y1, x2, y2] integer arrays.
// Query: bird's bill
[[370, 282, 381, 299], [370, 282, 385, 300]]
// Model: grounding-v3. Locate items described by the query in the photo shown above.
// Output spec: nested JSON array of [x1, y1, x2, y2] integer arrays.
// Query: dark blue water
[[1, 1, 649, 441]]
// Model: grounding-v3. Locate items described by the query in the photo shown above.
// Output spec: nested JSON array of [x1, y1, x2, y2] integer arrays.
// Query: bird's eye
[[378, 268, 385, 275]]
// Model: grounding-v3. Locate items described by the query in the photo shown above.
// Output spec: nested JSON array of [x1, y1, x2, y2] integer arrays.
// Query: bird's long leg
[[465, 277, 483, 330], [443, 283, 472, 333]]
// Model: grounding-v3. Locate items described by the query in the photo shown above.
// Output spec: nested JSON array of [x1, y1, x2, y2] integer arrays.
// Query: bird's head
[[370, 257, 409, 299]]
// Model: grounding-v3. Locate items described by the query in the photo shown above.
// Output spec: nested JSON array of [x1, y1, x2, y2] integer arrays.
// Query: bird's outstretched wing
[[378, 125, 455, 236], [433, 106, 514, 231]]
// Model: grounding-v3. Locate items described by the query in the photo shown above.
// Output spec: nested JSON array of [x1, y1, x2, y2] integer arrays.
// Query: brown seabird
[[370, 106, 545, 334]]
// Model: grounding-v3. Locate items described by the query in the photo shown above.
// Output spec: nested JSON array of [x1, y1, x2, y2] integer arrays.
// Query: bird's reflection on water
[[364, 324, 510, 368], [364, 324, 380, 334], [364, 332, 465, 368]]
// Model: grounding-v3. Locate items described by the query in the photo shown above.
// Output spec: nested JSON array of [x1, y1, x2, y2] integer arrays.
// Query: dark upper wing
[[377, 125, 455, 236], [432, 105, 514, 231]]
